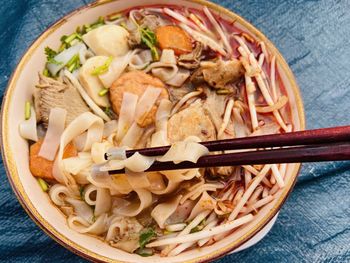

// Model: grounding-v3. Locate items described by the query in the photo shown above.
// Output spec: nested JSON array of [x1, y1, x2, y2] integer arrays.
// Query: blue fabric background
[[0, 0, 349, 262]]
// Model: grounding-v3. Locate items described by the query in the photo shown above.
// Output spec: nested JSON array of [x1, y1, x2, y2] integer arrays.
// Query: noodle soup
[[16, 3, 296, 258]]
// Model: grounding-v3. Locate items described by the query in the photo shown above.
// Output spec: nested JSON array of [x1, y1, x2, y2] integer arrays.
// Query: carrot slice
[[29, 139, 77, 180], [156, 25, 193, 55]]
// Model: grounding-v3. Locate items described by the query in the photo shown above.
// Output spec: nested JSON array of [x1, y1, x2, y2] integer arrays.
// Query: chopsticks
[[108, 125, 350, 174]]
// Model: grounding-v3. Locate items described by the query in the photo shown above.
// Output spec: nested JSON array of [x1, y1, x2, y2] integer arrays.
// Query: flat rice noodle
[[134, 87, 162, 125], [62, 155, 92, 175], [124, 153, 155, 172], [126, 169, 151, 189], [166, 68, 190, 87], [103, 120, 118, 138], [49, 184, 72, 206], [91, 141, 113, 164], [94, 188, 112, 216], [89, 166, 132, 195], [146, 172, 167, 192], [151, 195, 182, 228], [55, 112, 104, 194], [98, 50, 136, 88], [19, 106, 38, 142], [114, 188, 152, 217], [67, 213, 108, 235], [116, 92, 138, 142], [120, 122, 144, 148], [129, 49, 153, 70], [39, 108, 67, 161], [157, 139, 209, 164], [65, 197, 94, 223]]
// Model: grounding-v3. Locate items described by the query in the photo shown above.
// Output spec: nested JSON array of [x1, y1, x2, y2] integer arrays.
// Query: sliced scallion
[[25, 101, 31, 120], [37, 178, 49, 192], [91, 56, 113, 75], [98, 88, 109, 97], [216, 89, 232, 95], [107, 13, 121, 21]]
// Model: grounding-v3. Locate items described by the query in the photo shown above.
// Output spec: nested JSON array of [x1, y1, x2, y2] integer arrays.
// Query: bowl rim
[[0, 0, 305, 262]]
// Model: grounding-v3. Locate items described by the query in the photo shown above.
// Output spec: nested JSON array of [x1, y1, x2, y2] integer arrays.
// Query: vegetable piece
[[19, 106, 38, 142], [82, 25, 129, 57], [45, 47, 61, 65], [24, 101, 31, 120], [156, 25, 193, 55], [106, 13, 121, 21], [78, 56, 111, 108], [91, 56, 113, 75], [66, 54, 80, 73], [140, 27, 159, 60], [46, 43, 85, 76], [98, 88, 108, 97], [136, 248, 154, 257], [37, 178, 49, 192], [139, 228, 156, 249], [29, 139, 77, 180]]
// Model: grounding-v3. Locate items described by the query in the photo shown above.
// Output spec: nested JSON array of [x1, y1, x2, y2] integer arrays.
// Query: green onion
[[91, 56, 113, 75], [43, 68, 51, 77], [164, 230, 173, 235], [104, 106, 112, 117], [64, 32, 82, 44], [45, 47, 62, 65], [139, 228, 156, 249], [135, 248, 154, 257], [66, 54, 80, 72], [216, 89, 232, 95], [120, 22, 127, 29], [79, 186, 85, 201], [25, 101, 31, 120], [107, 13, 121, 21], [37, 178, 49, 192], [98, 88, 109, 97], [140, 27, 158, 61]]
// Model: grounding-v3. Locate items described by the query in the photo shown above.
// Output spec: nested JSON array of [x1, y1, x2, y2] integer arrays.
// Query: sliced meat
[[178, 42, 203, 69], [168, 102, 216, 142], [109, 71, 169, 127], [34, 74, 90, 126], [201, 59, 244, 89]]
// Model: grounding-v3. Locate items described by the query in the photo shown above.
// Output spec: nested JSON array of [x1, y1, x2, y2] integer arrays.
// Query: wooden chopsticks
[[108, 125, 350, 174]]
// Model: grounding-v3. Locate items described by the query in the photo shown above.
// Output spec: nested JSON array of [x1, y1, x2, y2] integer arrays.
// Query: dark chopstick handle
[[109, 143, 350, 174], [125, 125, 350, 157]]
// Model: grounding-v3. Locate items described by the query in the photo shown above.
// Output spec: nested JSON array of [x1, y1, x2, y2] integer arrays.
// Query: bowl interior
[[1, 0, 305, 262]]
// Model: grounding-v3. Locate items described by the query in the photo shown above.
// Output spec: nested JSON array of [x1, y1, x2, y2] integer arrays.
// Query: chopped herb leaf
[[79, 186, 85, 201], [136, 248, 154, 257], [66, 54, 80, 72], [107, 13, 121, 21], [91, 56, 113, 75], [139, 228, 156, 249], [98, 88, 109, 97], [140, 27, 158, 61], [45, 47, 63, 65], [25, 101, 31, 120], [37, 178, 49, 192]]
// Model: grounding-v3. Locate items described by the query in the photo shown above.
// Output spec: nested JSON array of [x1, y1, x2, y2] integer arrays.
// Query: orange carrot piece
[[156, 25, 193, 55]]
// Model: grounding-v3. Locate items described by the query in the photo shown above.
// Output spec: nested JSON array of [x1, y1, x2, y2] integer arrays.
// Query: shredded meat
[[178, 42, 203, 69], [34, 74, 90, 127], [201, 59, 244, 89]]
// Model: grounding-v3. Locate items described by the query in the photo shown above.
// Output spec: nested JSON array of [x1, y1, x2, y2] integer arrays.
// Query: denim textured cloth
[[0, 0, 349, 262]]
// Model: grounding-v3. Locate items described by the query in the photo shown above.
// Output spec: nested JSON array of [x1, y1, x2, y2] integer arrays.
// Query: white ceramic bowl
[[1, 0, 305, 262]]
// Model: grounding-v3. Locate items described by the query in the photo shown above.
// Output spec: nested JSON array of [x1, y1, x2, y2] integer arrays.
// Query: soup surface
[[19, 5, 292, 257]]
